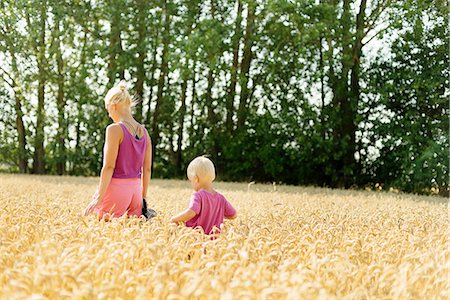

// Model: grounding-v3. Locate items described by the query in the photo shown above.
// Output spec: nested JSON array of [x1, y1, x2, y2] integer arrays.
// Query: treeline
[[0, 0, 448, 195]]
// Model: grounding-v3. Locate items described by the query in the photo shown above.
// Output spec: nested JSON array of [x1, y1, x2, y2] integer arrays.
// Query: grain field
[[0, 174, 448, 299]]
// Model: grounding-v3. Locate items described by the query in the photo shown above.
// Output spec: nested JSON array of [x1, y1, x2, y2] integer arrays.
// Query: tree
[[236, 0, 257, 131], [105, 0, 125, 85], [172, 0, 202, 175], [132, 0, 150, 122], [0, 0, 29, 173], [365, 0, 449, 195], [0, 0, 446, 196], [51, 0, 69, 175], [152, 0, 171, 153], [26, 0, 48, 174], [226, 0, 243, 133]]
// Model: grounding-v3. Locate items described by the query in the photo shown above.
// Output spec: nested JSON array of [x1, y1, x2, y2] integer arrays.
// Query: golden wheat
[[0, 174, 448, 299]]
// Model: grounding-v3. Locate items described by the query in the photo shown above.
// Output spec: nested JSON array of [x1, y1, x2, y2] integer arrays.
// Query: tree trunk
[[205, 0, 217, 127], [226, 0, 243, 133], [74, 110, 81, 174], [175, 76, 188, 175], [349, 0, 366, 183], [147, 31, 160, 126], [327, 0, 352, 187], [33, 3, 47, 174], [189, 60, 197, 143], [319, 35, 326, 140], [205, 68, 216, 125], [236, 1, 256, 130], [4, 30, 28, 173], [72, 26, 89, 175], [174, 13, 197, 175], [329, 0, 365, 187], [152, 0, 170, 150], [135, 0, 147, 122], [15, 90, 28, 173], [107, 6, 124, 85], [55, 18, 66, 175]]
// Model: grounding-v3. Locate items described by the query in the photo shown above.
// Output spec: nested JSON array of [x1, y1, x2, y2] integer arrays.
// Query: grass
[[0, 174, 448, 299]]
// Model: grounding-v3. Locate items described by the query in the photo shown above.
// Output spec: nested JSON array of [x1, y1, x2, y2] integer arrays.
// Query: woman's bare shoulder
[[106, 123, 123, 138]]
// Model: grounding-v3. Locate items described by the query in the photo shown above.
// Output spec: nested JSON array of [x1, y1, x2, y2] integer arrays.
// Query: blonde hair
[[104, 80, 139, 109], [187, 156, 216, 182]]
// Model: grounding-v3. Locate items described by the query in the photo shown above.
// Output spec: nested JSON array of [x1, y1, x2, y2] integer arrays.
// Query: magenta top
[[112, 122, 148, 179], [186, 190, 236, 235]]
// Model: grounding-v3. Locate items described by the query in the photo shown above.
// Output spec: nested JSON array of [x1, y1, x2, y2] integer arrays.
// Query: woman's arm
[[142, 131, 152, 199], [83, 124, 121, 215]]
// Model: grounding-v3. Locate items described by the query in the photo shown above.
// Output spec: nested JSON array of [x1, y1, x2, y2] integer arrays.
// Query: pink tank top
[[112, 123, 148, 178]]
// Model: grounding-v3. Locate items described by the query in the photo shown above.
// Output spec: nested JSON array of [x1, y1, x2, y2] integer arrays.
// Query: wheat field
[[0, 174, 448, 299]]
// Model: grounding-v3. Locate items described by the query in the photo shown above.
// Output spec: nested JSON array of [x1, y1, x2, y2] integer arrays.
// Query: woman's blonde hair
[[104, 80, 139, 109], [187, 156, 216, 183]]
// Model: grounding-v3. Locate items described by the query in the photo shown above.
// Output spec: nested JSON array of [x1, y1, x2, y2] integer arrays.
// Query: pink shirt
[[186, 189, 236, 235], [112, 123, 148, 179]]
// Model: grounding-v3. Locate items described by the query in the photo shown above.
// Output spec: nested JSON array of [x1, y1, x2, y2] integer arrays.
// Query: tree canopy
[[0, 0, 448, 196]]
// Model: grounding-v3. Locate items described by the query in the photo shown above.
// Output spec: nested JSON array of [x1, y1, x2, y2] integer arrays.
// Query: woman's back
[[113, 122, 148, 179]]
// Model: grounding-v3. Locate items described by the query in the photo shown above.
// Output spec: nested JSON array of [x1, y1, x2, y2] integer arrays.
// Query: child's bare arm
[[171, 209, 196, 223], [224, 198, 237, 220], [225, 213, 237, 220]]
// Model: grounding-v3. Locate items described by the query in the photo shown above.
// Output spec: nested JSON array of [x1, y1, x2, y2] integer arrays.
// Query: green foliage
[[0, 0, 447, 195], [365, 0, 449, 194]]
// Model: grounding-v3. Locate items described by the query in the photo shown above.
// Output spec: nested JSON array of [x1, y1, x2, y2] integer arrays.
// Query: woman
[[83, 80, 152, 219]]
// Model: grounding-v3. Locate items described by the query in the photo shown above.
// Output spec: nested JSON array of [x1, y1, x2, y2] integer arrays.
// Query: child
[[170, 156, 237, 234], [83, 80, 153, 219]]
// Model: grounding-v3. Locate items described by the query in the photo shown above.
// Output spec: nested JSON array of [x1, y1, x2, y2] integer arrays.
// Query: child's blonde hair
[[104, 80, 139, 109], [187, 156, 216, 182]]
